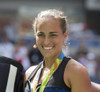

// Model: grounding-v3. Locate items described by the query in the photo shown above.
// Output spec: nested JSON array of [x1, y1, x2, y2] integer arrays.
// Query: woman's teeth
[[44, 47, 53, 50]]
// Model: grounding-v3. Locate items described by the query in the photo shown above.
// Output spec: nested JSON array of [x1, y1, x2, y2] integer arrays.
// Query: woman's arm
[[91, 82, 100, 92]]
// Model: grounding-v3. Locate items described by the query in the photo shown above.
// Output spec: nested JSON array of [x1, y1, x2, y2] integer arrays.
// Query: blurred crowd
[[0, 19, 43, 72], [0, 19, 100, 83]]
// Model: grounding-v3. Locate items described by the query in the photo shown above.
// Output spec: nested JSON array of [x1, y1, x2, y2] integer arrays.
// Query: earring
[[63, 41, 70, 48], [33, 44, 37, 48]]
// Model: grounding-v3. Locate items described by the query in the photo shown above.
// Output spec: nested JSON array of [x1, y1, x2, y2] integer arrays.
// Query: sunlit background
[[0, 0, 100, 83]]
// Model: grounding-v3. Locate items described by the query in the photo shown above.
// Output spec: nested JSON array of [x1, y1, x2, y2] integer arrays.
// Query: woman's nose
[[44, 36, 50, 45]]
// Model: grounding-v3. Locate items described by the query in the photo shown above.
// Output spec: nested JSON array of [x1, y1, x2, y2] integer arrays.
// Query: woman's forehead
[[37, 18, 60, 29], [37, 17, 60, 25]]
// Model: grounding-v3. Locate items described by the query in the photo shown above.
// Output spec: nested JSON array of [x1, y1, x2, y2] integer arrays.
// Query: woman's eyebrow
[[49, 32, 58, 34], [38, 32, 44, 34]]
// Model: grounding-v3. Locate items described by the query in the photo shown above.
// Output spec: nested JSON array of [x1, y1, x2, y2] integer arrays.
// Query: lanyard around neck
[[31, 52, 64, 92], [39, 52, 64, 92]]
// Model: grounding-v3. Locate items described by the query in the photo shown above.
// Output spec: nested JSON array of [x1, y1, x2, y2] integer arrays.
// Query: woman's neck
[[43, 52, 61, 69]]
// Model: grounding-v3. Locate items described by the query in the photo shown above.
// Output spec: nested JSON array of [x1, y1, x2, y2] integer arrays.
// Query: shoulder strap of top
[[28, 61, 43, 81], [25, 61, 43, 88]]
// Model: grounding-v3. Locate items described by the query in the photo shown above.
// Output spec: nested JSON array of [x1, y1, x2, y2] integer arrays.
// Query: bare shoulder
[[65, 58, 87, 72], [64, 58, 87, 77], [64, 58, 91, 92], [25, 65, 37, 81], [64, 59, 86, 86]]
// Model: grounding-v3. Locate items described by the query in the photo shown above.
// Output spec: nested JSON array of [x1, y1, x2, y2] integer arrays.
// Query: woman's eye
[[37, 34, 44, 37], [50, 34, 57, 37]]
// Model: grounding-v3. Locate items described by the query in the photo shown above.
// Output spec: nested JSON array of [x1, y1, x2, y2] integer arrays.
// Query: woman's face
[[36, 17, 68, 58]]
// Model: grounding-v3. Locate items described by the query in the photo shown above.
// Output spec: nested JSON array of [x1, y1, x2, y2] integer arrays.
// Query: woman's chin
[[42, 52, 54, 58]]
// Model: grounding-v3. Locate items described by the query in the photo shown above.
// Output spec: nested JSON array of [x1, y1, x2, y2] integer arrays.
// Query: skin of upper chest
[[38, 67, 50, 84]]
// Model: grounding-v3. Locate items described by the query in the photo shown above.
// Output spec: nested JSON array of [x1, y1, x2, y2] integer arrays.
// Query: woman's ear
[[64, 30, 68, 40]]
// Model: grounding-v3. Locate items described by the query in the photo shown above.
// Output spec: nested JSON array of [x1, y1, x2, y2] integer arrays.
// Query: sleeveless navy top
[[35, 57, 71, 92]]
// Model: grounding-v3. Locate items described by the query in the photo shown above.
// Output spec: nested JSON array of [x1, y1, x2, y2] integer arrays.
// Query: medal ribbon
[[31, 51, 64, 92]]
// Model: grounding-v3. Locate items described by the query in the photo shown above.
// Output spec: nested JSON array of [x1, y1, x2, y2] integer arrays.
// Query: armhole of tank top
[[62, 56, 71, 89]]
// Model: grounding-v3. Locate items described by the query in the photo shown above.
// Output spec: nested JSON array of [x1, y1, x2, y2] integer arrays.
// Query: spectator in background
[[76, 41, 88, 56], [77, 41, 97, 82], [14, 37, 30, 71], [82, 23, 97, 39], [69, 22, 96, 40], [4, 19, 18, 43], [76, 41, 89, 64], [86, 53, 97, 82], [0, 31, 14, 58]]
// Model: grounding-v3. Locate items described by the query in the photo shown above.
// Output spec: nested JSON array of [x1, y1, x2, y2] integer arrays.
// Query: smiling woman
[[24, 9, 100, 92]]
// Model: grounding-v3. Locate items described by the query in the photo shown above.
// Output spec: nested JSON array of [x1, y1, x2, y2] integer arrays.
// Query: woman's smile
[[43, 46, 54, 50]]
